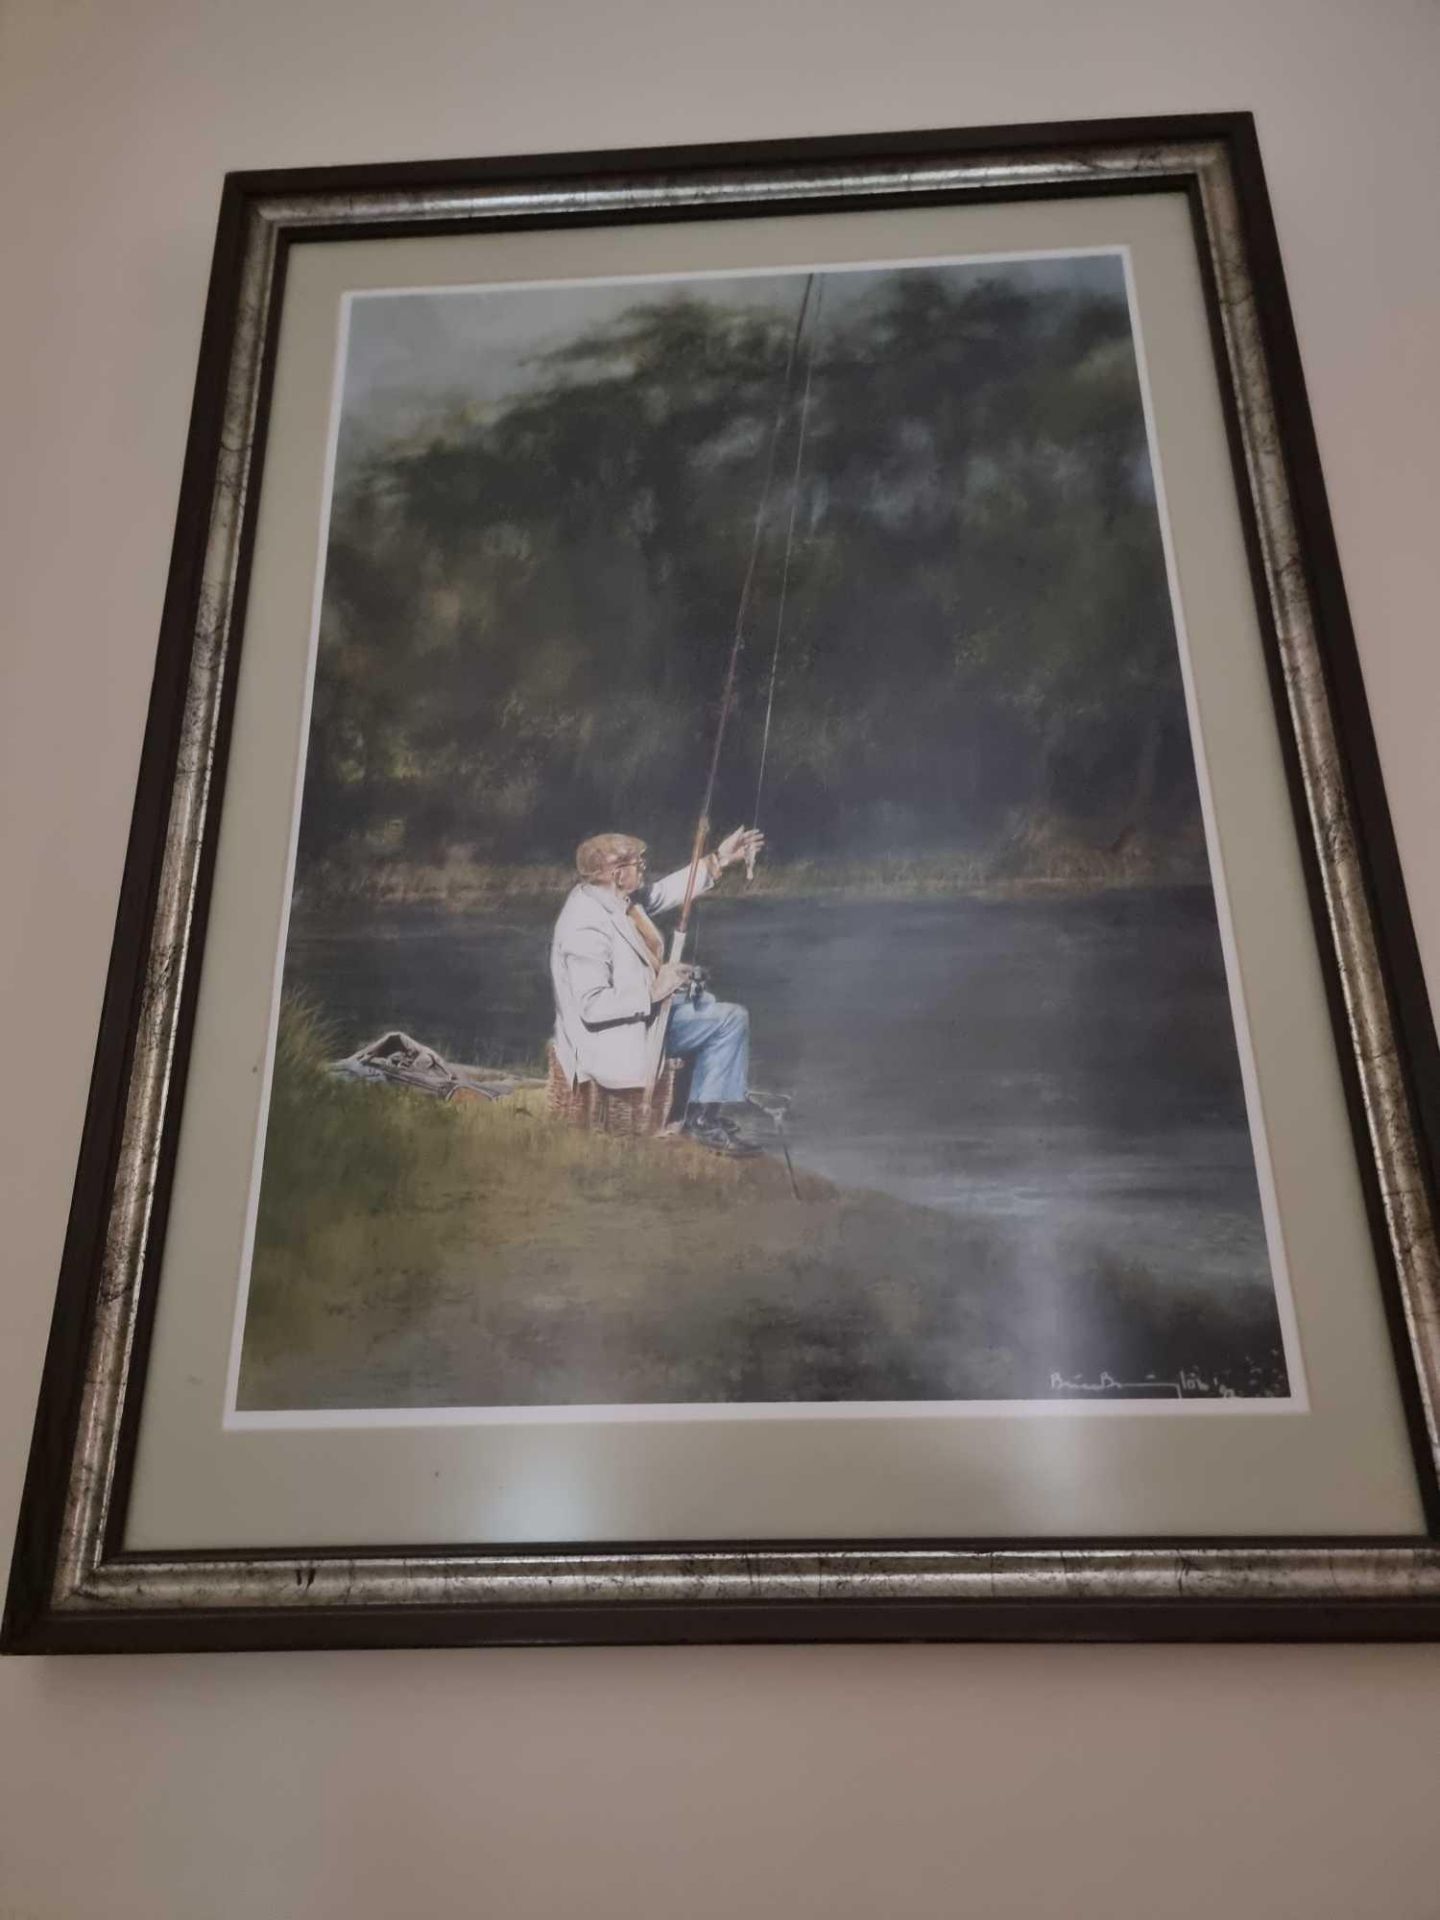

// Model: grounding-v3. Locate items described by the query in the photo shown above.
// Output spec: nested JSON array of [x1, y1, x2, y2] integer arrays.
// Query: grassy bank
[[293, 826, 1211, 915], [240, 998, 1286, 1409]]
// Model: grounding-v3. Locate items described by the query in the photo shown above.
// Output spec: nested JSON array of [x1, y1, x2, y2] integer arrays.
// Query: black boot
[[682, 1101, 759, 1156]]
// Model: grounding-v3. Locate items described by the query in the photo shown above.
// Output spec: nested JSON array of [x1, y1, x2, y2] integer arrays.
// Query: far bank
[[291, 825, 1212, 917]]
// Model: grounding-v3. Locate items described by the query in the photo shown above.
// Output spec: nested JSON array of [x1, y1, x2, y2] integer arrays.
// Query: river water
[[284, 886, 1273, 1303]]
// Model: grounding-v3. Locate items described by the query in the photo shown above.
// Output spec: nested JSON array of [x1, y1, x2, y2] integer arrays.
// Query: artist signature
[[1049, 1370, 1237, 1399]]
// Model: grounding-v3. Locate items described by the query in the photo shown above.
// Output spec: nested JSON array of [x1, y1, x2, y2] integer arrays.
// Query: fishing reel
[[683, 964, 711, 1003]]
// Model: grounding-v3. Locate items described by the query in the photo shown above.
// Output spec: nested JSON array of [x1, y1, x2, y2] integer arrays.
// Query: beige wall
[[2, 1, 1438, 1913]]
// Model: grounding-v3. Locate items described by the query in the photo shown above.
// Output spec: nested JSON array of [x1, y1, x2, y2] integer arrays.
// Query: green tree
[[297, 269, 1198, 882]]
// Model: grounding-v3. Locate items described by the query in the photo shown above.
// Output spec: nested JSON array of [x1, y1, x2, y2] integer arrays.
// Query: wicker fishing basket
[[545, 1043, 681, 1138]]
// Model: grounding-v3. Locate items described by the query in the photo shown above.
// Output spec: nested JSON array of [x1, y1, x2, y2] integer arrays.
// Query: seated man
[[550, 827, 763, 1154]]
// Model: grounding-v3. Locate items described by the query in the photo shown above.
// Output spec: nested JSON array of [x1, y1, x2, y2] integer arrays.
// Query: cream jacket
[[549, 863, 714, 1089]]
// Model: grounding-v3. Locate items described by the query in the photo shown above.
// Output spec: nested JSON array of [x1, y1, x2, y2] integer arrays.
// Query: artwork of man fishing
[[233, 250, 1294, 1413]]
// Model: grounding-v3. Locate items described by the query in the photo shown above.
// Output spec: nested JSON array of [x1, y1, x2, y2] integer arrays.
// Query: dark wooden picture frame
[[6, 112, 1440, 1652]]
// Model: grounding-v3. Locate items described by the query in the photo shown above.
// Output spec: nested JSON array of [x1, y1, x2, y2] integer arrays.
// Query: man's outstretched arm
[[641, 860, 715, 918], [641, 828, 765, 915]]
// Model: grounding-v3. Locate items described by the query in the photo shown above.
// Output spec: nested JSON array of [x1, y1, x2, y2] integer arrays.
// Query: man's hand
[[652, 960, 695, 1004], [715, 826, 765, 871]]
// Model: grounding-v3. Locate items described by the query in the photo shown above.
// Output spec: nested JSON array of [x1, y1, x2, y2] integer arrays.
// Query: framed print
[[6, 113, 1440, 1650]]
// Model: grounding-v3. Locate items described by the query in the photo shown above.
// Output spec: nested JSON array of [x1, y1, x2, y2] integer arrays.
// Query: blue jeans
[[664, 989, 749, 1105]]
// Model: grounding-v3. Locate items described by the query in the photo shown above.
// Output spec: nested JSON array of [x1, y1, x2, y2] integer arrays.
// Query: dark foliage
[[298, 270, 1199, 879]]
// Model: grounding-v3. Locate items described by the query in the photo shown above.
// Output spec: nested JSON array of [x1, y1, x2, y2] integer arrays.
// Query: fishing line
[[749, 276, 824, 878], [647, 272, 817, 1095], [676, 270, 818, 934]]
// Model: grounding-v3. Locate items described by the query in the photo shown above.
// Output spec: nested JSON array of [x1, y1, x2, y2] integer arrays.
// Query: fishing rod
[[676, 271, 817, 934], [644, 272, 817, 1094]]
